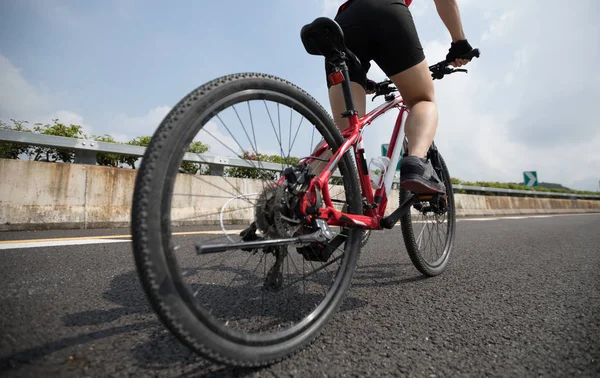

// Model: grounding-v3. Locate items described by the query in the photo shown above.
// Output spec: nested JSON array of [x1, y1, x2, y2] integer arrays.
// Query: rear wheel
[[131, 73, 362, 367], [400, 143, 456, 276]]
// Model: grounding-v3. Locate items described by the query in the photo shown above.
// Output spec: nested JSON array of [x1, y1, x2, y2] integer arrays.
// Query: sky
[[1, 0, 599, 191]]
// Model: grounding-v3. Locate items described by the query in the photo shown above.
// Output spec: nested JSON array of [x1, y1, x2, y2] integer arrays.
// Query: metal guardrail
[[2, 129, 599, 199], [452, 185, 600, 199], [0, 129, 287, 174]]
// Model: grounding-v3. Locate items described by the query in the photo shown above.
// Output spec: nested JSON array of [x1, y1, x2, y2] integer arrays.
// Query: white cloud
[[409, 1, 431, 17], [0, 55, 51, 120], [457, 0, 475, 7], [481, 10, 518, 41], [108, 106, 171, 140], [197, 121, 240, 157], [321, 0, 344, 17], [0, 55, 93, 134], [49, 110, 95, 136], [0, 54, 172, 142], [422, 39, 448, 64], [366, 62, 387, 83]]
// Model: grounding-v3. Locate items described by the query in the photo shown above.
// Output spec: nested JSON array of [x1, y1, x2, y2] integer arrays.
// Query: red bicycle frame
[[298, 90, 409, 231]]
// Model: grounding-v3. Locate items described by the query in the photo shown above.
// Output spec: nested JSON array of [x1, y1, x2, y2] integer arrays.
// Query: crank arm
[[196, 230, 328, 255], [380, 192, 416, 229]]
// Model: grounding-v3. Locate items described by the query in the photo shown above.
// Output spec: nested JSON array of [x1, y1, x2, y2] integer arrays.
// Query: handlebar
[[370, 48, 481, 100], [430, 48, 480, 80]]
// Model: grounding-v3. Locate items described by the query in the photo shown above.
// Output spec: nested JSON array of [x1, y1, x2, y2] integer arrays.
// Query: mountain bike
[[131, 16, 479, 367]]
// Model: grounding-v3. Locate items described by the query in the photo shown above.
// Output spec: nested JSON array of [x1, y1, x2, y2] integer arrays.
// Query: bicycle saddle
[[300, 17, 361, 67]]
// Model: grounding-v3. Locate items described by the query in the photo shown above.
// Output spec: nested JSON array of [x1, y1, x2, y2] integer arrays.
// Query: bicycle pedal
[[416, 193, 447, 202]]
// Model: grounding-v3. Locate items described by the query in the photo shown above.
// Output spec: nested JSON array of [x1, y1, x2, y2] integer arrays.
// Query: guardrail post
[[209, 164, 224, 176], [74, 150, 97, 165]]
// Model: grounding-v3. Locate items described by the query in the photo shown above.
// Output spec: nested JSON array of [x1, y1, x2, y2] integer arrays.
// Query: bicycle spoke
[[277, 254, 343, 293], [171, 205, 255, 223], [232, 105, 258, 154], [247, 102, 259, 160], [277, 103, 282, 163], [289, 116, 304, 161], [415, 217, 426, 249], [215, 114, 265, 174], [200, 123, 276, 195], [263, 101, 285, 159], [163, 94, 355, 337], [288, 107, 293, 161], [310, 127, 315, 155]]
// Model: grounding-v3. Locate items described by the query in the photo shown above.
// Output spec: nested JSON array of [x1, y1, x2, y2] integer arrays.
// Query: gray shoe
[[400, 156, 446, 194]]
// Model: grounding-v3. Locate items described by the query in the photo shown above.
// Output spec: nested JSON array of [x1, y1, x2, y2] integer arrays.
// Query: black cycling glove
[[365, 78, 377, 93], [446, 40, 473, 63]]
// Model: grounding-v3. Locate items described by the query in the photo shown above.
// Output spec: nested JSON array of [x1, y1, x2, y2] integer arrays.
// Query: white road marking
[[458, 213, 598, 221], [0, 239, 130, 250], [395, 212, 598, 225], [1, 213, 597, 250]]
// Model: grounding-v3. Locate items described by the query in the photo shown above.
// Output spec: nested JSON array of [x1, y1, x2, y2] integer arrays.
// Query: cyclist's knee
[[388, 60, 436, 110], [404, 96, 435, 111]]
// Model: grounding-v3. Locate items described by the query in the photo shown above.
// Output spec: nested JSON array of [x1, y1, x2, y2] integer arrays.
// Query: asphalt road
[[1, 213, 599, 377]]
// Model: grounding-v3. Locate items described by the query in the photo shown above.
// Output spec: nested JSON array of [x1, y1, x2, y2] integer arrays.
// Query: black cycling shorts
[[325, 0, 425, 89]]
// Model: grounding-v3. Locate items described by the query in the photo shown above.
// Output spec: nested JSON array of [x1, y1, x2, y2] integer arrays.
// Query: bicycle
[[131, 16, 480, 367]]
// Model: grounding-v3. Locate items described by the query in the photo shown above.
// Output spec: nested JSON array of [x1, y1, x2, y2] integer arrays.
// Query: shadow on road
[[351, 263, 428, 288], [1, 268, 371, 377], [61, 270, 152, 326]]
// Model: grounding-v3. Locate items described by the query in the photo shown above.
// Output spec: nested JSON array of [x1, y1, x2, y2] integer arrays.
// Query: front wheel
[[131, 73, 363, 367], [400, 145, 456, 276]]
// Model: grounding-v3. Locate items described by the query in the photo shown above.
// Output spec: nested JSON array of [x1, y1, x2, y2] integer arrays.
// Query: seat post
[[338, 61, 357, 118]]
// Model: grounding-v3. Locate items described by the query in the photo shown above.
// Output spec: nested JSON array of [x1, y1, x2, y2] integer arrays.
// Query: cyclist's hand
[[365, 78, 377, 94], [446, 39, 473, 67]]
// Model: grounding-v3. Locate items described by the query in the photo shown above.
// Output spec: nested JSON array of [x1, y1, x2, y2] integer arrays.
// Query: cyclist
[[324, 0, 475, 194]]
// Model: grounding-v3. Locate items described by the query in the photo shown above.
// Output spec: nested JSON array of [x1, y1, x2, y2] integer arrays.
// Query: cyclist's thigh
[[389, 60, 435, 109], [368, 0, 434, 107]]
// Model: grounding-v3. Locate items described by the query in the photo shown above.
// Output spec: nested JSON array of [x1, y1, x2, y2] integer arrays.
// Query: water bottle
[[369, 156, 390, 189]]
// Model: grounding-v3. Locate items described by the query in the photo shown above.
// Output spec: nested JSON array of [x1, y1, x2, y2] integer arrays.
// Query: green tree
[[92, 134, 120, 167], [180, 141, 210, 174], [31, 119, 85, 162], [121, 136, 152, 169], [226, 151, 299, 180], [0, 119, 32, 159]]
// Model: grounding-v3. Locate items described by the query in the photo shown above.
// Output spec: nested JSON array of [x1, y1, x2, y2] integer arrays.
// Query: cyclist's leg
[[309, 82, 366, 174], [388, 60, 437, 159], [328, 81, 367, 134], [371, 0, 445, 194]]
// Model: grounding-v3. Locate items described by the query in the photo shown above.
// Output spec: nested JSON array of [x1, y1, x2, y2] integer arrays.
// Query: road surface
[[1, 213, 599, 377]]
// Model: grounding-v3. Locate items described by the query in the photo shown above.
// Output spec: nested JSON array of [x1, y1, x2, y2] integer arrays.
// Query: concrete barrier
[[1, 158, 599, 231], [453, 194, 600, 217]]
